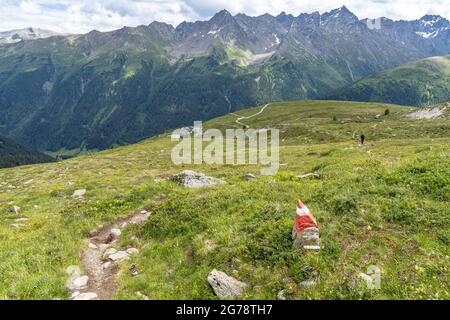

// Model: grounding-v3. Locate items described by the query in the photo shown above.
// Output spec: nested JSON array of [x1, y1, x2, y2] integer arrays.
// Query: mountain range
[[0, 27, 62, 44], [0, 6, 449, 155]]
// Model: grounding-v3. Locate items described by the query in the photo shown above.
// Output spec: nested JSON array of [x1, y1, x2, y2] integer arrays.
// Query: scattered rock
[[88, 243, 98, 249], [207, 269, 247, 299], [297, 173, 322, 180], [23, 179, 34, 185], [136, 291, 149, 300], [277, 290, 287, 300], [72, 292, 98, 300], [140, 210, 148, 214], [109, 251, 129, 262], [101, 262, 111, 270], [300, 279, 317, 287], [7, 206, 21, 214], [72, 189, 86, 199], [242, 173, 256, 181], [126, 248, 139, 255], [71, 291, 80, 298], [171, 170, 225, 189], [375, 114, 381, 119], [71, 275, 89, 290], [130, 264, 139, 276], [110, 228, 121, 238], [14, 218, 29, 222], [66, 265, 81, 277], [102, 248, 117, 260], [358, 272, 372, 284]]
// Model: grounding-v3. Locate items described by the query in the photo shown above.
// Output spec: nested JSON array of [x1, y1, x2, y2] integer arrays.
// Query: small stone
[[110, 228, 121, 238], [277, 290, 287, 300], [66, 265, 81, 277], [297, 173, 322, 180], [300, 279, 317, 287], [102, 248, 117, 260], [88, 243, 98, 249], [23, 179, 34, 185], [126, 248, 139, 255], [136, 291, 149, 300], [8, 206, 21, 214], [14, 218, 29, 222], [207, 269, 247, 299], [242, 173, 256, 181], [72, 275, 89, 289], [71, 291, 80, 298], [72, 292, 98, 300], [130, 264, 139, 276], [102, 262, 112, 270], [72, 189, 86, 199], [140, 210, 148, 214], [109, 251, 129, 261], [120, 222, 128, 228]]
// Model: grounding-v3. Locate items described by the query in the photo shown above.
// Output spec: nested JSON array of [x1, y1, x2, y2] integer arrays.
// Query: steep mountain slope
[[0, 135, 54, 168], [0, 28, 61, 44], [0, 101, 448, 300], [0, 7, 449, 154], [329, 55, 450, 106]]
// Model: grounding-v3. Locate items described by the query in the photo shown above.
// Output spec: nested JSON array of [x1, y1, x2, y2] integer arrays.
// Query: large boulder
[[207, 269, 247, 299], [171, 170, 225, 189]]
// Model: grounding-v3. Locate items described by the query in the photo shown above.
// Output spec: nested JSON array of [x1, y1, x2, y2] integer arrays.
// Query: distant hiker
[[360, 131, 366, 145]]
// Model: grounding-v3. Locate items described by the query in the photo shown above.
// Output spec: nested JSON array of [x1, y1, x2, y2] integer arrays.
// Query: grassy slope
[[330, 56, 450, 106], [0, 100, 448, 300]]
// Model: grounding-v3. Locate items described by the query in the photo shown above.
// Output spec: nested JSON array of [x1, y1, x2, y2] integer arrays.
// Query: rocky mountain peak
[[415, 14, 449, 39], [210, 9, 234, 25]]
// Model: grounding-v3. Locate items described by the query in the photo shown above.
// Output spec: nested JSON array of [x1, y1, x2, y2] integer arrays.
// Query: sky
[[0, 0, 449, 34]]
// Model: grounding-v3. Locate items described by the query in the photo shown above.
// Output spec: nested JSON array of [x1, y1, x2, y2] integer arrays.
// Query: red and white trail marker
[[292, 200, 320, 251]]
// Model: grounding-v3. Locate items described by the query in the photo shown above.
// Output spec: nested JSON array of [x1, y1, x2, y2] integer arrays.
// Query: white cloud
[[0, 0, 449, 33]]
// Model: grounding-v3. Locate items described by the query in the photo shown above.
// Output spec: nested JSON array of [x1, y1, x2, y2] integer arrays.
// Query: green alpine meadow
[[0, 100, 448, 300]]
